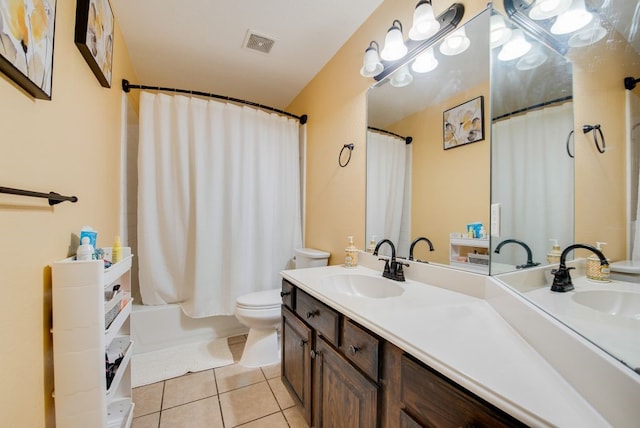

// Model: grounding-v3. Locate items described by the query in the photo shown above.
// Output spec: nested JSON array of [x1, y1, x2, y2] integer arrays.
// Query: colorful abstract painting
[[0, 0, 57, 99], [75, 0, 113, 87]]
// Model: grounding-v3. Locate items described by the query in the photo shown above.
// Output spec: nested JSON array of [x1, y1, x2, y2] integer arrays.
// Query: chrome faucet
[[494, 239, 540, 269], [408, 237, 434, 262], [551, 244, 609, 292], [373, 239, 408, 282]]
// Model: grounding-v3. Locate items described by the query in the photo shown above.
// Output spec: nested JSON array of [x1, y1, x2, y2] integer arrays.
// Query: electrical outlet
[[491, 203, 500, 237]]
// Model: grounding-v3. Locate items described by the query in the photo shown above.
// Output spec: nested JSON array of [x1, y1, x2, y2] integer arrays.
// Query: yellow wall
[[288, 0, 489, 264], [389, 81, 491, 264], [0, 1, 136, 426]]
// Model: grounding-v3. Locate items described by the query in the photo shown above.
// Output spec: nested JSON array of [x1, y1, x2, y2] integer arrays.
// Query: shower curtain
[[366, 130, 412, 256], [492, 102, 574, 265], [137, 92, 302, 317]]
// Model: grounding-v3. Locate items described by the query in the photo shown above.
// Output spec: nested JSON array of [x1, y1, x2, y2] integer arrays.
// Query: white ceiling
[[110, 0, 384, 110]]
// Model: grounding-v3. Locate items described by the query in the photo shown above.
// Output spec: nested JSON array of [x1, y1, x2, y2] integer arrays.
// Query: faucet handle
[[378, 258, 391, 274]]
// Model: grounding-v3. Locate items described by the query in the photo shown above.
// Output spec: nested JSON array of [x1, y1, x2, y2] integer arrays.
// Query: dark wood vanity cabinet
[[281, 279, 526, 428]]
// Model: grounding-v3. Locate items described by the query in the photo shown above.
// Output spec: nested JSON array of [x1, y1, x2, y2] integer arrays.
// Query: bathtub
[[131, 303, 247, 354]]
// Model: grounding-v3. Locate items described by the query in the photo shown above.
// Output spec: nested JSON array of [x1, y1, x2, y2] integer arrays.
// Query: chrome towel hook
[[583, 124, 605, 154], [339, 144, 354, 167]]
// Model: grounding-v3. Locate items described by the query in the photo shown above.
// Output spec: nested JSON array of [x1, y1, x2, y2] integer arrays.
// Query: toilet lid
[[236, 288, 282, 309]]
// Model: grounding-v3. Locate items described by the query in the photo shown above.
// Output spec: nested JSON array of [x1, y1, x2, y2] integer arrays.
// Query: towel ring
[[583, 124, 605, 154], [339, 144, 354, 167], [566, 129, 574, 158]]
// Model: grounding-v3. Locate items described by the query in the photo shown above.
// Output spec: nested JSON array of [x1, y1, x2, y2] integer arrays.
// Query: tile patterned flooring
[[132, 335, 308, 428]]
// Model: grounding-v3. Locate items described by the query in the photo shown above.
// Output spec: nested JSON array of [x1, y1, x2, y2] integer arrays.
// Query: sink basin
[[571, 290, 640, 319], [320, 274, 404, 299]]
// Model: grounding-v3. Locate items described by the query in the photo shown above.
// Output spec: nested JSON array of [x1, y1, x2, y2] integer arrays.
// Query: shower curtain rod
[[492, 95, 573, 122], [368, 126, 413, 144], [122, 79, 308, 124]]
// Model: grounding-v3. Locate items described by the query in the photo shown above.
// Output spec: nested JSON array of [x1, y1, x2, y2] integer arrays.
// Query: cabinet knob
[[280, 291, 291, 297], [298, 339, 307, 347], [310, 350, 317, 359], [348, 345, 360, 355], [306, 309, 319, 319]]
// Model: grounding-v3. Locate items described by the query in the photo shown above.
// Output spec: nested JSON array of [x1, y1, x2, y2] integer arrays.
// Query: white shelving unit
[[52, 248, 134, 428], [450, 236, 490, 274]]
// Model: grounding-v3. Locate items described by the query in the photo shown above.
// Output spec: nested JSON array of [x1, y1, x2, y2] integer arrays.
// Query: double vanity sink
[[281, 252, 640, 427]]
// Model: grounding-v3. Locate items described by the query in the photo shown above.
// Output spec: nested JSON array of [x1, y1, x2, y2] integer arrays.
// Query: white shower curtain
[[492, 102, 574, 265], [366, 131, 412, 256], [137, 92, 302, 317]]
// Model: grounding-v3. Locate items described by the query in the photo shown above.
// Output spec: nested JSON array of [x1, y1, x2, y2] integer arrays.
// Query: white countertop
[[281, 263, 609, 427]]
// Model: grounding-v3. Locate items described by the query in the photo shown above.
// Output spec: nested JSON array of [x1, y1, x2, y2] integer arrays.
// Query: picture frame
[[75, 0, 114, 88], [443, 96, 485, 150], [0, 0, 57, 100]]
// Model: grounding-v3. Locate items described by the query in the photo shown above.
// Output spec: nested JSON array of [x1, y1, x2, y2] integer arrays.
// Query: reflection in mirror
[[490, 8, 574, 275], [366, 9, 490, 268], [494, 1, 640, 376]]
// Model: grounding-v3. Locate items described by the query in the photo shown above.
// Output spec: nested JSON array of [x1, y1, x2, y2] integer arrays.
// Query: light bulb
[[568, 20, 607, 47], [412, 47, 438, 73], [360, 43, 383, 77], [381, 21, 408, 61], [390, 65, 413, 87], [498, 29, 532, 61], [409, 1, 440, 41], [529, 0, 572, 20], [490, 14, 512, 49], [439, 27, 470, 56], [550, 0, 593, 35]]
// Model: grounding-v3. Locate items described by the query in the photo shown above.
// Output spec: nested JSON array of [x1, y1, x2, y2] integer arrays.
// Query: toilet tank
[[295, 248, 330, 268]]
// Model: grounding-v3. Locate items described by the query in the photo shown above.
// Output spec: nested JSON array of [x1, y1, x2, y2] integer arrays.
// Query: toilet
[[234, 247, 330, 367]]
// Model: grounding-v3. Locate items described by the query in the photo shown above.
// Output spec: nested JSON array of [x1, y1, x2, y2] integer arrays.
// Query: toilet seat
[[236, 288, 281, 310]]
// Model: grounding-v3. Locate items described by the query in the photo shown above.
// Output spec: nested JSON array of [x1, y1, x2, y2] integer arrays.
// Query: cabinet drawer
[[295, 289, 340, 346], [401, 355, 526, 428], [342, 318, 379, 381], [281, 279, 295, 310]]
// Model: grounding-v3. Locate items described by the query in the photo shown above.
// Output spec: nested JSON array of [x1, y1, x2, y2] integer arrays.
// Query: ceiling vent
[[243, 31, 275, 54]]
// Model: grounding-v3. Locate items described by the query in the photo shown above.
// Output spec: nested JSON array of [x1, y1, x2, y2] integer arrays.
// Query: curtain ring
[[566, 129, 574, 158], [339, 144, 354, 167], [582, 124, 606, 154]]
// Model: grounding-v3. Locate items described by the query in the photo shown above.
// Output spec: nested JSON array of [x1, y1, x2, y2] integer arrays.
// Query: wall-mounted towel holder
[[339, 144, 354, 167], [583, 124, 605, 154], [0, 186, 78, 205]]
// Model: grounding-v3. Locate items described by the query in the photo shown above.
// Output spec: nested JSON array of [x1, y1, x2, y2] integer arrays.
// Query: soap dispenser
[[586, 242, 610, 282], [344, 236, 358, 268], [366, 235, 377, 253], [547, 239, 562, 264]]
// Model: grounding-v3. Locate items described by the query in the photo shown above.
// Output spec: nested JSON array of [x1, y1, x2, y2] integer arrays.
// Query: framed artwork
[[443, 96, 484, 150], [75, 0, 113, 87], [0, 0, 57, 100]]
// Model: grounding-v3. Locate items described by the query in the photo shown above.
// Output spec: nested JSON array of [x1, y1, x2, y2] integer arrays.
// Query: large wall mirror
[[366, 8, 491, 271], [366, 1, 640, 376]]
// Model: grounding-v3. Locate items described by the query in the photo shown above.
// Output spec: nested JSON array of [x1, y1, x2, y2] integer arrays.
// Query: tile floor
[[132, 335, 308, 428]]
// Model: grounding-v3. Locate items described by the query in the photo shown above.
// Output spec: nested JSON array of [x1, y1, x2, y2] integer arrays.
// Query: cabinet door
[[282, 306, 312, 425], [314, 337, 378, 428]]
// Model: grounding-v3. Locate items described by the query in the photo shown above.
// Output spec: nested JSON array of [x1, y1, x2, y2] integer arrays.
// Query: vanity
[[279, 252, 636, 427]]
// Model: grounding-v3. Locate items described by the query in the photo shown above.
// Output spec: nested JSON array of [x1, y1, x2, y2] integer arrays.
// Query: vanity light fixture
[[528, 0, 572, 20], [550, 0, 592, 35], [359, 3, 464, 82], [390, 64, 414, 87], [409, 0, 441, 41], [360, 41, 384, 77], [567, 19, 607, 47], [439, 27, 470, 55], [411, 47, 438, 73], [490, 14, 512, 49], [381, 20, 408, 61], [498, 29, 532, 61]]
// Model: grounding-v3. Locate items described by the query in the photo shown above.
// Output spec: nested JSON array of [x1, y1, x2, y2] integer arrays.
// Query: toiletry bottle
[[366, 236, 377, 253], [547, 239, 562, 264], [112, 236, 122, 264], [468, 225, 475, 239], [586, 242, 610, 282], [77, 236, 94, 261], [344, 236, 358, 268], [479, 226, 486, 239]]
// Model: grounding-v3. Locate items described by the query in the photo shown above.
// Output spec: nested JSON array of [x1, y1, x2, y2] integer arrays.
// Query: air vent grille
[[244, 32, 275, 54]]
